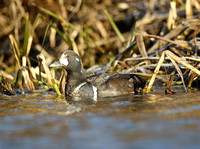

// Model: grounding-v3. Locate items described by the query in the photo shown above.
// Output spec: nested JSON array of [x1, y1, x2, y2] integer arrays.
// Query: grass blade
[[51, 23, 71, 47], [165, 50, 200, 76], [127, 20, 137, 46], [104, 10, 125, 43], [32, 14, 42, 32], [38, 7, 61, 20], [9, 34, 21, 67], [36, 53, 52, 84], [166, 55, 187, 91], [41, 20, 52, 49], [146, 52, 165, 93], [22, 13, 29, 56], [15, 68, 24, 92], [136, 34, 150, 65]]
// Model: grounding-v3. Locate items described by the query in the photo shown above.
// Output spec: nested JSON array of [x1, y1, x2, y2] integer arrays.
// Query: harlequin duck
[[50, 50, 146, 101]]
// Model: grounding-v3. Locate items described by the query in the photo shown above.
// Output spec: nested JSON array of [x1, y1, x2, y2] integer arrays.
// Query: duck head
[[50, 50, 83, 73]]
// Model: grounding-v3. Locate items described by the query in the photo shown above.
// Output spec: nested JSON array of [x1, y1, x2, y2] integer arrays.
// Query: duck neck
[[65, 70, 87, 96]]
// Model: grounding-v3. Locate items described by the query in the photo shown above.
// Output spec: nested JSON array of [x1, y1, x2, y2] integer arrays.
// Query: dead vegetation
[[0, 0, 200, 96]]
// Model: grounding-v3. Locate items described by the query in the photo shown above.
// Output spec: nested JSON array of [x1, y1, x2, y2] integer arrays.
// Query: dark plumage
[[50, 50, 146, 101]]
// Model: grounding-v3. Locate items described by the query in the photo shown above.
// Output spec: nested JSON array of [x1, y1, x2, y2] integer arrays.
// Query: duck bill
[[50, 60, 62, 68]]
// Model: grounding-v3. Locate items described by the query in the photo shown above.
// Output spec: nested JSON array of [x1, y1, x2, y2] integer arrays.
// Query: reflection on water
[[0, 87, 200, 149]]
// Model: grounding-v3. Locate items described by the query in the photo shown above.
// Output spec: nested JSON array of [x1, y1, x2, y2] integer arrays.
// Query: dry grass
[[0, 0, 200, 95]]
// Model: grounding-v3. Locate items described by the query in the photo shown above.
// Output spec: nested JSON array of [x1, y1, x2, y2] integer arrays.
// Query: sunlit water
[[1, 87, 200, 149]]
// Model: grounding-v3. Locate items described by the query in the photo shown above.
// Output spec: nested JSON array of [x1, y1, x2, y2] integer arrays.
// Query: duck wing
[[97, 74, 146, 97], [86, 73, 112, 87]]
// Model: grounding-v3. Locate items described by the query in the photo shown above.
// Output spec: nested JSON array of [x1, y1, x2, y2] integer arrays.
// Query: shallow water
[[1, 87, 200, 149]]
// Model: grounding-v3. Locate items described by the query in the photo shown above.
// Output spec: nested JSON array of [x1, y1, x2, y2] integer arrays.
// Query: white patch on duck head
[[58, 51, 70, 66], [59, 57, 69, 66]]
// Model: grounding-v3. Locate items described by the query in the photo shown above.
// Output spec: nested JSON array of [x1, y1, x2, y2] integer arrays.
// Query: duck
[[50, 50, 146, 101]]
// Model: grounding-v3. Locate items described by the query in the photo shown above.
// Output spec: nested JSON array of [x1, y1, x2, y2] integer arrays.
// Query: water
[[1, 87, 200, 149]]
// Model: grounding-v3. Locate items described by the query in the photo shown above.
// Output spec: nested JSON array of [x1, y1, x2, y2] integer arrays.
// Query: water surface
[[1, 87, 200, 149]]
